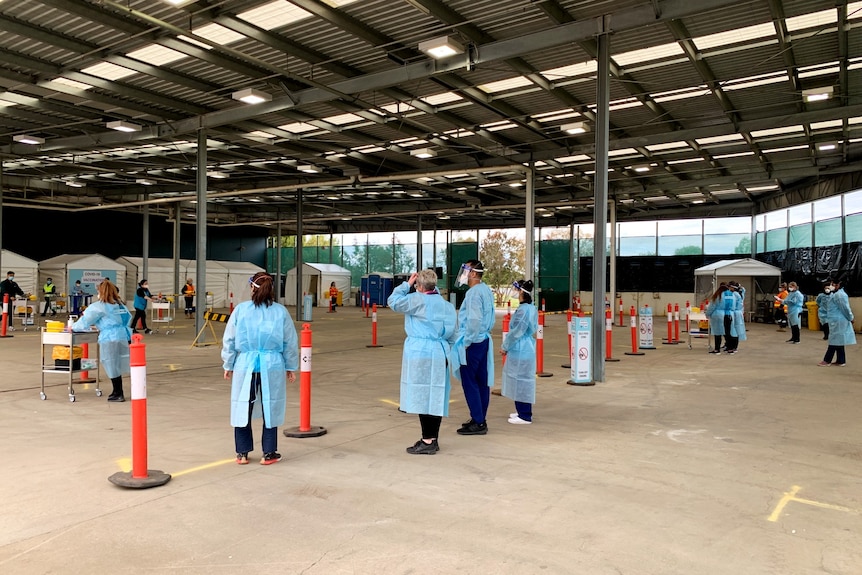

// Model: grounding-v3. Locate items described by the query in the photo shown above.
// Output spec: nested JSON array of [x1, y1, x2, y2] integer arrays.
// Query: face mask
[[788, 288, 795, 292], [455, 264, 472, 287], [825, 287, 832, 293]]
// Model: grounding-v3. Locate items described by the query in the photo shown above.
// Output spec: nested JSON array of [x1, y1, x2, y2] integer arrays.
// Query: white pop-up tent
[[694, 258, 782, 315], [39, 254, 126, 301], [0, 250, 39, 296], [284, 263, 352, 307], [116, 257, 264, 309], [117, 257, 195, 303]]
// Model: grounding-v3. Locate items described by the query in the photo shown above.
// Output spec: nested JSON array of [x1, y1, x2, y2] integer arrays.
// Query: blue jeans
[[460, 338, 490, 423], [234, 373, 278, 454]]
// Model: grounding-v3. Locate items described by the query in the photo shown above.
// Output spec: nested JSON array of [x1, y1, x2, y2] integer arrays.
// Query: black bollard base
[[624, 351, 646, 356], [537, 372, 554, 378], [108, 470, 171, 489], [567, 379, 596, 386], [365, 344, 383, 348], [561, 363, 571, 368], [606, 357, 621, 362], [284, 425, 327, 438]]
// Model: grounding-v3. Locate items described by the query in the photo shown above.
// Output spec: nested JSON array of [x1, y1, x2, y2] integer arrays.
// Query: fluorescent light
[[411, 148, 437, 159], [802, 86, 833, 103], [66, 180, 85, 188], [13, 134, 44, 145], [232, 88, 271, 104], [632, 164, 652, 173], [561, 121, 589, 135], [107, 120, 142, 132], [418, 36, 465, 59], [207, 171, 229, 179], [297, 165, 321, 173], [136, 178, 156, 185], [816, 141, 839, 152]]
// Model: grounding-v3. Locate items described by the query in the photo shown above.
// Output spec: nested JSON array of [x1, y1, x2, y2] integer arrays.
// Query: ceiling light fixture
[[13, 134, 44, 145], [232, 87, 272, 104], [560, 121, 590, 135], [816, 141, 839, 152], [136, 178, 156, 185], [297, 164, 321, 173], [207, 170, 229, 179], [802, 86, 833, 103], [66, 180, 85, 188], [418, 36, 465, 59], [107, 120, 142, 132], [411, 148, 437, 159], [632, 164, 652, 173]]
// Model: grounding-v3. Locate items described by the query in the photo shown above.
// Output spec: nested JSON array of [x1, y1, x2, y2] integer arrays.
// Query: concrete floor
[[0, 306, 860, 574]]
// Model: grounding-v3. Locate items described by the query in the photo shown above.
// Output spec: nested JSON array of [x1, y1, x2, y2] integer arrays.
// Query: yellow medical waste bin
[[805, 301, 819, 330]]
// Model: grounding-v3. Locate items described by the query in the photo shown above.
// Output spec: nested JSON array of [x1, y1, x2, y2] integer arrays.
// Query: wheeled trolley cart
[[40, 330, 101, 402], [151, 299, 176, 334], [687, 311, 710, 350], [13, 297, 36, 331]]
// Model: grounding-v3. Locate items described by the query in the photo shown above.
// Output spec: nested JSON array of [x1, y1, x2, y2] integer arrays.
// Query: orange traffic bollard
[[618, 298, 624, 327], [366, 303, 383, 348], [365, 293, 371, 318], [685, 300, 691, 334], [541, 298, 546, 312], [108, 334, 171, 489], [78, 342, 96, 384], [536, 311, 553, 377], [663, 303, 678, 345], [575, 296, 582, 316], [673, 303, 681, 343], [605, 307, 620, 362], [624, 306, 645, 356], [284, 324, 327, 438], [0, 293, 11, 338]]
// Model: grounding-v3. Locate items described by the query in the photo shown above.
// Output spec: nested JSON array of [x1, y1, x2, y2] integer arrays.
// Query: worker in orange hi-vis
[[182, 278, 196, 319], [329, 281, 339, 313]]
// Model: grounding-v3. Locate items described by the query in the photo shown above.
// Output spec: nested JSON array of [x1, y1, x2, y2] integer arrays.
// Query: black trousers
[[418, 414, 442, 439], [130, 308, 148, 331]]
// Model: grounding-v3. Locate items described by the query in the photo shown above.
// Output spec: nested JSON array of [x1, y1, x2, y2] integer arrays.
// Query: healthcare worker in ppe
[[388, 269, 457, 454], [777, 281, 804, 343], [222, 272, 299, 465], [71, 280, 132, 402], [727, 281, 747, 351], [816, 281, 832, 340], [500, 280, 537, 425], [707, 283, 734, 354], [452, 259, 496, 436], [819, 278, 855, 366]]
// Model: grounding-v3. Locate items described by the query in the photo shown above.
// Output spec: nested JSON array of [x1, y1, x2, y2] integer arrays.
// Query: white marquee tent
[[39, 254, 126, 302], [285, 263, 352, 307], [117, 257, 264, 309], [694, 258, 782, 314], [0, 250, 39, 296]]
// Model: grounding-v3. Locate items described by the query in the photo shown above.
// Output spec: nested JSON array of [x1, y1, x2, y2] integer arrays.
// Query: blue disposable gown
[[816, 292, 831, 324], [453, 282, 495, 385], [222, 301, 299, 428], [731, 289, 747, 341], [707, 291, 742, 337], [501, 303, 537, 404], [72, 301, 133, 379], [826, 288, 856, 346], [782, 290, 804, 327], [387, 283, 457, 416]]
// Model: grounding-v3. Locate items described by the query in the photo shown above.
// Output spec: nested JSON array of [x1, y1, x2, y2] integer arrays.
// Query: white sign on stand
[[639, 306, 655, 349], [570, 317, 592, 384]]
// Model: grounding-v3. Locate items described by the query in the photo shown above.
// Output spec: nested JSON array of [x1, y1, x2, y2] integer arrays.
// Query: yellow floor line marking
[[116, 457, 132, 472], [171, 458, 236, 477], [163, 364, 182, 371], [768, 485, 861, 522], [768, 485, 801, 522], [380, 398, 458, 408]]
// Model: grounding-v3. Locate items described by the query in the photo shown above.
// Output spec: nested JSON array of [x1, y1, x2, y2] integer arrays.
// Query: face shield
[[510, 281, 529, 298], [455, 264, 472, 287]]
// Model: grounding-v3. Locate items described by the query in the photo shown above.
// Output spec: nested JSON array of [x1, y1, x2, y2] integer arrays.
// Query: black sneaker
[[406, 439, 439, 455], [260, 452, 282, 465], [144, 329, 153, 334], [460, 418, 475, 428], [107, 395, 125, 402], [457, 421, 488, 435]]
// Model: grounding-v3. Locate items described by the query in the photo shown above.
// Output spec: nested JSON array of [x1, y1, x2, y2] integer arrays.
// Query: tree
[[675, 245, 703, 255], [480, 231, 526, 305], [734, 236, 752, 255]]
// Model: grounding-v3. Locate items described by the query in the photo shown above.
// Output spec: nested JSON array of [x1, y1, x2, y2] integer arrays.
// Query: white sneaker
[[509, 412, 518, 419], [508, 416, 532, 425]]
